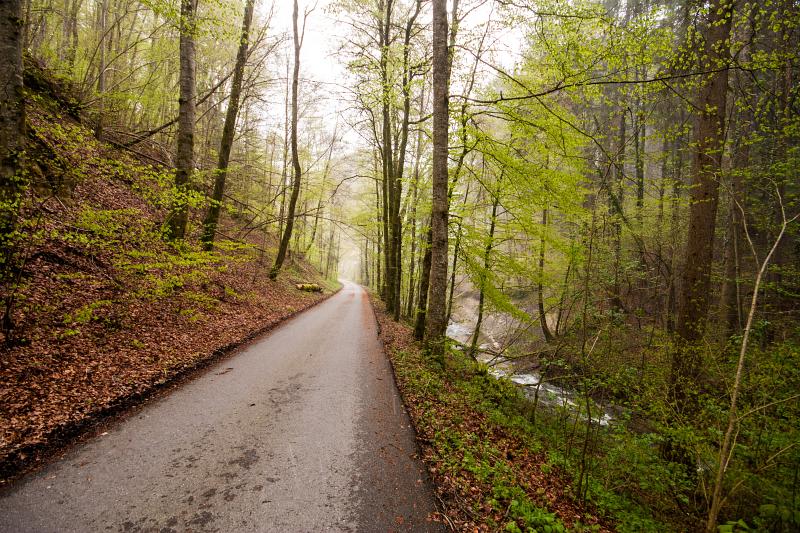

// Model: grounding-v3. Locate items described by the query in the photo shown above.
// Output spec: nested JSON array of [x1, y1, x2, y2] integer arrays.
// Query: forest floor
[[0, 253, 336, 482], [0, 283, 441, 532], [371, 297, 615, 532], [0, 62, 339, 482]]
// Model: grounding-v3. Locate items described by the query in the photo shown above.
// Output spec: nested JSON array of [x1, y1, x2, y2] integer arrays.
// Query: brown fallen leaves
[[0, 101, 334, 482], [371, 298, 614, 532], [0, 243, 330, 482]]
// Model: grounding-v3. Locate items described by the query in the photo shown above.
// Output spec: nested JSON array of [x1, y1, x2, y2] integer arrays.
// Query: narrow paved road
[[0, 282, 442, 532]]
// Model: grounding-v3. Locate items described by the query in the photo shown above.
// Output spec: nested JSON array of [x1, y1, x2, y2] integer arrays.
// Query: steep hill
[[0, 61, 336, 481]]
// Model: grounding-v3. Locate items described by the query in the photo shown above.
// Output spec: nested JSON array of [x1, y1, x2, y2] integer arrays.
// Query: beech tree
[[167, 0, 197, 240], [94, 0, 108, 140], [423, 0, 451, 357], [201, 0, 256, 250], [0, 0, 25, 341], [270, 0, 307, 280], [0, 0, 25, 273], [670, 0, 734, 411]]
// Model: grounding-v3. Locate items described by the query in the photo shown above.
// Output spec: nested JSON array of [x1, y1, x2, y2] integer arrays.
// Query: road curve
[[0, 282, 442, 532]]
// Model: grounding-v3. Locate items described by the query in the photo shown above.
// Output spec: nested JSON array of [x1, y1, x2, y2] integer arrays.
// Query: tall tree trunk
[[446, 182, 470, 326], [374, 169, 382, 293], [406, 80, 427, 318], [379, 147, 390, 301], [538, 209, 555, 342], [424, 0, 451, 357], [665, 130, 684, 332], [634, 67, 645, 223], [277, 58, 290, 239], [469, 195, 499, 357], [670, 0, 734, 412], [270, 0, 303, 279], [264, 133, 276, 234], [362, 238, 370, 286], [634, 116, 644, 217], [66, 0, 81, 74], [445, 222, 461, 326], [201, 0, 256, 250], [0, 0, 25, 259], [294, 192, 306, 253], [0, 0, 25, 338], [414, 225, 432, 341], [405, 138, 421, 318], [655, 129, 669, 321], [324, 221, 335, 279], [718, 120, 749, 337], [378, 0, 395, 311], [0, 0, 24, 209], [95, 0, 108, 140], [167, 0, 196, 240], [389, 0, 422, 321], [610, 106, 626, 312], [718, 8, 755, 337]]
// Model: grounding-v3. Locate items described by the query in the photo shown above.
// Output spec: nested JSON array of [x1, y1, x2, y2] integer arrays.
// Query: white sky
[[262, 1, 350, 128], [259, 0, 523, 145], [256, 0, 524, 277]]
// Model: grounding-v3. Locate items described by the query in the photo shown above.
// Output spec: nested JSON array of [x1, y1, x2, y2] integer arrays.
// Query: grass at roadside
[[370, 297, 613, 532]]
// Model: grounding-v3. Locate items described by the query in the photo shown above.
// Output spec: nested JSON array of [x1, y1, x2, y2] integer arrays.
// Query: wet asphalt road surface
[[0, 282, 442, 532]]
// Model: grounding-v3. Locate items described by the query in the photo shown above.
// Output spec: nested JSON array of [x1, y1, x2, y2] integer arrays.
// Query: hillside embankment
[[0, 62, 337, 482]]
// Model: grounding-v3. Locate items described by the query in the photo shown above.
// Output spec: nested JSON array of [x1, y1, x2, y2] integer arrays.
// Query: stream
[[446, 320, 615, 427]]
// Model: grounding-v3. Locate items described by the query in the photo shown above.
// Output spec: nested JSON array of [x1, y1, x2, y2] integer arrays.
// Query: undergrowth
[[375, 304, 617, 532]]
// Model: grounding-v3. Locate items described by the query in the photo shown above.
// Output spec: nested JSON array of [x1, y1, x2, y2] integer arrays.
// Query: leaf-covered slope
[[0, 64, 335, 482]]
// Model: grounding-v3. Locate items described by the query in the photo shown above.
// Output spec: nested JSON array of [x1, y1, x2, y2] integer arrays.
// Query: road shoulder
[[0, 283, 341, 485]]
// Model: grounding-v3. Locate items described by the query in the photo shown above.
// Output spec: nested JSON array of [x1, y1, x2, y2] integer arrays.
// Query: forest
[[0, 0, 798, 531]]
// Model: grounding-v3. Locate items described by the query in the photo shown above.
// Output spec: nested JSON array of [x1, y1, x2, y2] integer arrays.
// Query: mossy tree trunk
[[167, 0, 197, 241], [201, 0, 256, 250], [0, 0, 25, 338]]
